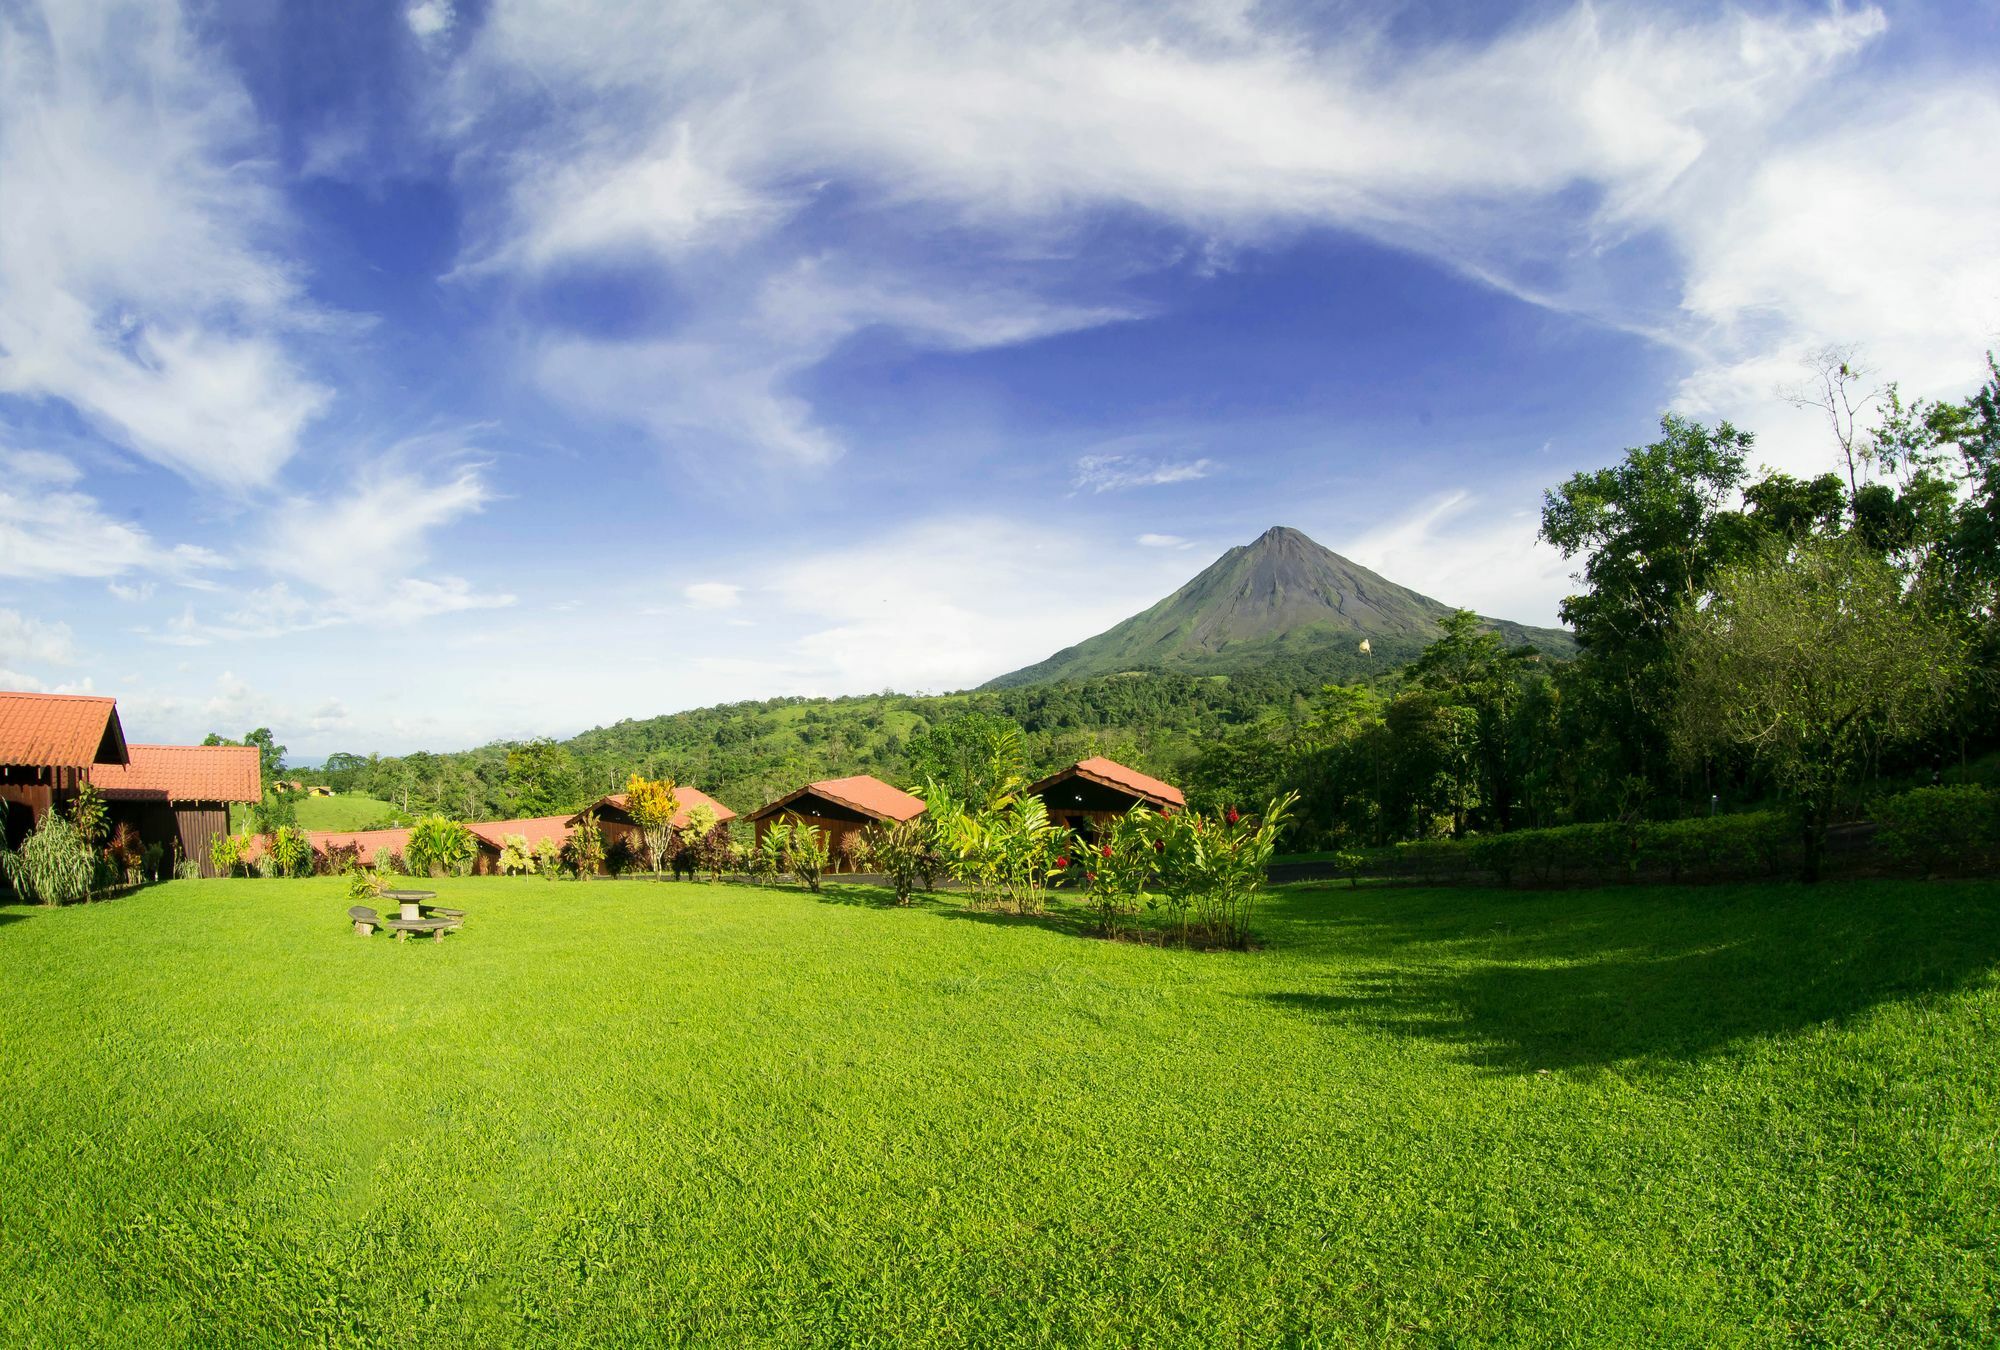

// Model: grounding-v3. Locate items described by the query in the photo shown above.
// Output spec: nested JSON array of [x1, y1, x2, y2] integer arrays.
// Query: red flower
[[1226, 808, 1241, 825], [1086, 871, 1097, 882], [1054, 856, 1069, 869], [1153, 839, 1165, 853], [1100, 845, 1113, 859]]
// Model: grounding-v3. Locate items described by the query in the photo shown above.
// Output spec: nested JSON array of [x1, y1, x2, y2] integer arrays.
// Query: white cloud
[[406, 0, 454, 45], [683, 581, 744, 610], [1075, 453, 1214, 492], [0, 608, 81, 670], [0, 0, 333, 487], [1343, 490, 1574, 628], [436, 0, 1998, 486], [0, 465, 224, 580], [1136, 532, 1192, 549], [756, 516, 1191, 691]]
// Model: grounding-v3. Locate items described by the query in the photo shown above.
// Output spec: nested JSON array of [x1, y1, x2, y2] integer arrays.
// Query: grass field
[[231, 793, 406, 834], [2, 876, 1995, 1345]]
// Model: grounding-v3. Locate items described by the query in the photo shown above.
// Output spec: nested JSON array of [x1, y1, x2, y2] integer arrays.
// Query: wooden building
[[91, 744, 261, 877], [747, 775, 925, 871], [0, 692, 130, 849], [568, 787, 737, 867], [1026, 756, 1185, 841], [468, 816, 575, 874]]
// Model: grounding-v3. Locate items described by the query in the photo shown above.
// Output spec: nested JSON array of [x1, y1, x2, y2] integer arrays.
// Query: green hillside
[[987, 525, 1573, 688]]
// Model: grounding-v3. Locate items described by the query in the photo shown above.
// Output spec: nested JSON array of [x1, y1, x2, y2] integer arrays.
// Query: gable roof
[[0, 692, 128, 769], [568, 786, 738, 829], [750, 774, 926, 824], [1028, 756, 1185, 810], [468, 815, 575, 851], [91, 743, 261, 804]]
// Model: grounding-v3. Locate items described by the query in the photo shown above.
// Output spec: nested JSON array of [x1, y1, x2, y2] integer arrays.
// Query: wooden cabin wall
[[175, 804, 230, 878]]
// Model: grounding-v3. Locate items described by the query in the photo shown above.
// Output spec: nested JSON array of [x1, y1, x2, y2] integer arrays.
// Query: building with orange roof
[[567, 786, 737, 870], [0, 691, 129, 848], [468, 816, 576, 874], [91, 743, 262, 876], [747, 774, 925, 872], [1027, 756, 1185, 842]]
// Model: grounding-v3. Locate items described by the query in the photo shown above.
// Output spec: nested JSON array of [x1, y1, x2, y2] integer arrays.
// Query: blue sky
[[1, 0, 1995, 758]]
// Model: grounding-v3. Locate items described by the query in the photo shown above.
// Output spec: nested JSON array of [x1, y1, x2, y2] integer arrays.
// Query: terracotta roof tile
[[91, 744, 261, 803], [0, 691, 128, 768], [303, 828, 411, 867], [468, 816, 574, 851], [1030, 757, 1185, 810], [751, 774, 926, 824], [569, 786, 738, 828]]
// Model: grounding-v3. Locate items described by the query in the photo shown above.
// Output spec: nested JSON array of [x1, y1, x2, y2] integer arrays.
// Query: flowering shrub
[[1143, 792, 1297, 948], [1073, 809, 1154, 937]]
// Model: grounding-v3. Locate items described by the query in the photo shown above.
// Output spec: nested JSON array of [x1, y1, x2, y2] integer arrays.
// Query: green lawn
[[232, 793, 407, 834], [2, 876, 1995, 1345]]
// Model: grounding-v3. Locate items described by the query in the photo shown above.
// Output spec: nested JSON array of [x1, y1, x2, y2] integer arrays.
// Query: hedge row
[[1363, 786, 2000, 887]]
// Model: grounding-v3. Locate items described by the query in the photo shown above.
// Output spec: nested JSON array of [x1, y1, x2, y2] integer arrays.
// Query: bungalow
[[0, 692, 129, 849], [90, 743, 261, 877], [468, 816, 575, 874], [1026, 756, 1185, 841], [568, 786, 737, 867], [747, 775, 925, 872]]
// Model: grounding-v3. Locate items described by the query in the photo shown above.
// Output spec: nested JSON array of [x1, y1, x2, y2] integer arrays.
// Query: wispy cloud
[[1136, 532, 1194, 549], [1075, 454, 1214, 492], [0, 0, 335, 488], [0, 448, 224, 581], [683, 582, 744, 610]]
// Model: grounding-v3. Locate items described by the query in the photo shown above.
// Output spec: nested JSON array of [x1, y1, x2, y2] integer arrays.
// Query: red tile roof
[[304, 828, 411, 866], [750, 774, 927, 824], [1029, 756, 1185, 810], [468, 816, 574, 852], [0, 691, 128, 768], [571, 786, 738, 829], [90, 743, 261, 803]]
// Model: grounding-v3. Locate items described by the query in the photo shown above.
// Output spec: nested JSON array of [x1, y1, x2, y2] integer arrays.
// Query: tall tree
[[505, 738, 582, 817], [1670, 539, 1962, 880]]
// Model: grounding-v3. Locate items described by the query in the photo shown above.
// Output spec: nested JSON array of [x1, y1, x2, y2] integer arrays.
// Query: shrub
[[1632, 814, 1790, 882], [762, 818, 828, 892], [864, 817, 937, 906], [407, 816, 476, 878], [320, 841, 364, 875], [564, 811, 605, 879], [1873, 785, 1999, 877], [141, 841, 166, 882], [497, 833, 535, 876], [532, 836, 563, 879], [67, 783, 108, 848], [173, 859, 200, 881], [379, 849, 408, 877], [1146, 793, 1297, 948], [106, 822, 145, 885], [347, 868, 384, 903], [1331, 849, 1366, 889], [210, 831, 252, 878], [1071, 808, 1154, 937], [13, 813, 96, 905], [604, 836, 637, 877], [267, 825, 314, 879]]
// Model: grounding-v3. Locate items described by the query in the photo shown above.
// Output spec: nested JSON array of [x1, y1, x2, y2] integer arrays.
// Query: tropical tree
[[564, 810, 605, 879], [1670, 538, 1963, 879], [497, 834, 536, 876], [863, 817, 935, 906], [506, 738, 582, 817], [623, 773, 680, 877], [67, 782, 108, 848]]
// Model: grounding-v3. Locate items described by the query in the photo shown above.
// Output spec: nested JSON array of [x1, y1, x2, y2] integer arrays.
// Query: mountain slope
[[986, 526, 1573, 688]]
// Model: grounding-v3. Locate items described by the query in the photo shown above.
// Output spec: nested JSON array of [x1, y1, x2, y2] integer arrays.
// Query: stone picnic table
[[377, 889, 466, 942]]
